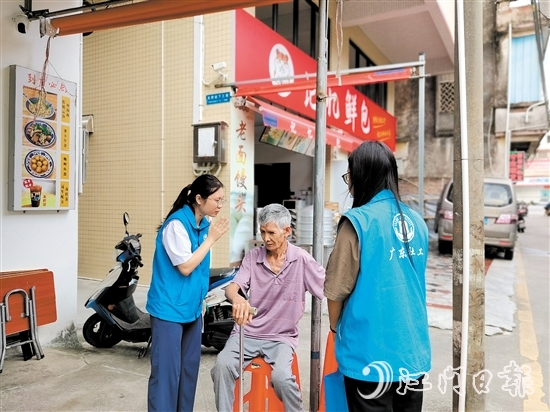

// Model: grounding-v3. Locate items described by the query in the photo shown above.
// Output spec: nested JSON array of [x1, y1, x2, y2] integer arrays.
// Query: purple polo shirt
[[230, 242, 325, 349]]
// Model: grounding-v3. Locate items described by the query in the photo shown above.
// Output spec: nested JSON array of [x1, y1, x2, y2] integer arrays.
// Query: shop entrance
[[254, 163, 291, 207]]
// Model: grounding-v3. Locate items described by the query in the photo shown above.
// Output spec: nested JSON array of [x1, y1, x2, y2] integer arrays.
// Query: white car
[[434, 177, 518, 260]]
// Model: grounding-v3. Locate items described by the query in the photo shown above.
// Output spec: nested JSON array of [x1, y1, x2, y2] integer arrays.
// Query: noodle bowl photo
[[26, 97, 55, 119], [24, 120, 56, 148]]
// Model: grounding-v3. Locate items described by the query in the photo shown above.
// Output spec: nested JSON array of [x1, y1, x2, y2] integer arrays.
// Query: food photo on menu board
[[259, 126, 284, 146], [292, 135, 313, 154], [22, 117, 57, 149], [20, 178, 56, 208], [277, 130, 299, 150], [22, 86, 57, 120]]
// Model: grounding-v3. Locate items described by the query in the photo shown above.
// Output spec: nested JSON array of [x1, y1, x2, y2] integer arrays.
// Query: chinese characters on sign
[[8, 65, 77, 211], [235, 9, 396, 151], [509, 151, 525, 182]]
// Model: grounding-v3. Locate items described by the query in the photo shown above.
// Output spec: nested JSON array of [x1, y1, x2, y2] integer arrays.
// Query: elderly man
[[211, 203, 325, 412]]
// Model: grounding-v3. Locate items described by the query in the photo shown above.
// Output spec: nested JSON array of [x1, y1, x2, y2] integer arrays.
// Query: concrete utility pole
[[453, 1, 486, 411], [310, 0, 328, 410]]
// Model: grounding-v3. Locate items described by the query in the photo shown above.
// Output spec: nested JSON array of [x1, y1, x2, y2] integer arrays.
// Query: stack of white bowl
[[295, 206, 337, 245]]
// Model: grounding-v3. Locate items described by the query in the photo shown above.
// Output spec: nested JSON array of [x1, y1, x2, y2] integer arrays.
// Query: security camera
[[14, 14, 29, 34], [212, 62, 227, 72]]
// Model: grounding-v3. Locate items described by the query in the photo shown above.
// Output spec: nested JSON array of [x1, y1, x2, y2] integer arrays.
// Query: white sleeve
[[162, 220, 192, 266]]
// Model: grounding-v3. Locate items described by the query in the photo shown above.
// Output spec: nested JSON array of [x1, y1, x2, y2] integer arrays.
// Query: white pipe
[[193, 16, 204, 124], [456, 2, 470, 411], [487, 107, 495, 175], [219, 59, 425, 88], [525, 100, 545, 123], [161, 22, 165, 216], [78, 35, 84, 194], [504, 23, 512, 178]]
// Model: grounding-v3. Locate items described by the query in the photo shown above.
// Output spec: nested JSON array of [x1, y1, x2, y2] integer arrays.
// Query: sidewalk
[[1, 242, 522, 412]]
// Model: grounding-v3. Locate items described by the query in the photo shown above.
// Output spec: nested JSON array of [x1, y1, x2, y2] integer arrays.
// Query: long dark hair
[[348, 140, 400, 208], [348, 141, 414, 265], [158, 174, 224, 230]]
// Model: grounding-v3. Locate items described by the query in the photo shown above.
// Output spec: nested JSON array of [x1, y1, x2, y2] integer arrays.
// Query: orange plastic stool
[[318, 331, 338, 412], [233, 353, 301, 412]]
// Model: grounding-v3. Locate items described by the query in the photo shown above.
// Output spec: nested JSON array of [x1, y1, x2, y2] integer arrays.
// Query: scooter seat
[[111, 310, 150, 330], [209, 267, 238, 288]]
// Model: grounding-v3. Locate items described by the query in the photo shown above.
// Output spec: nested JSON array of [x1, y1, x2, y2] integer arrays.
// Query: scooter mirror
[[123, 212, 130, 235]]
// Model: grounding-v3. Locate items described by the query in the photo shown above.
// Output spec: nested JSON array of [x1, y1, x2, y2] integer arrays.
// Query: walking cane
[[239, 306, 257, 412]]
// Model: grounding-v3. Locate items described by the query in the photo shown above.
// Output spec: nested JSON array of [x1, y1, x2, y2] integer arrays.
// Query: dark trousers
[[148, 315, 202, 412], [344, 375, 424, 412]]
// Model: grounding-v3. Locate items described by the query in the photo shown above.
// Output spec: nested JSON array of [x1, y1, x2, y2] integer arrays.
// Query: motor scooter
[[517, 201, 528, 233], [82, 212, 237, 357]]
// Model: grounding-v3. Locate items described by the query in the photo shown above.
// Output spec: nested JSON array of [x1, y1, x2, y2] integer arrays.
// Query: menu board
[[8, 65, 77, 211], [259, 126, 314, 157]]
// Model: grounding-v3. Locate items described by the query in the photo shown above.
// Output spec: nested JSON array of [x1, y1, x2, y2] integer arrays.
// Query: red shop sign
[[234, 9, 396, 151]]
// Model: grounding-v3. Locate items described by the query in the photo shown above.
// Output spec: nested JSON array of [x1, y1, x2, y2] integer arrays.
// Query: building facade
[[1, 0, 454, 344], [80, 2, 455, 283]]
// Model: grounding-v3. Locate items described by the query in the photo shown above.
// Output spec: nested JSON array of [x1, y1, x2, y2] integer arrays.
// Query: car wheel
[[438, 240, 452, 255], [504, 249, 514, 260]]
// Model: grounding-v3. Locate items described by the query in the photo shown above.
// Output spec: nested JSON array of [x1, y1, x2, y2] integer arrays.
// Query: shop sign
[[509, 151, 525, 182], [235, 9, 396, 151], [206, 92, 231, 105]]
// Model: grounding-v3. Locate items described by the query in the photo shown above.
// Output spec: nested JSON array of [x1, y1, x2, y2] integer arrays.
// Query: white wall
[[330, 159, 353, 214], [1, 1, 81, 343]]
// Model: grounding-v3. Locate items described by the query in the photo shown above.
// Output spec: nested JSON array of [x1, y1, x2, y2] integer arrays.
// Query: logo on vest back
[[392, 213, 415, 242]]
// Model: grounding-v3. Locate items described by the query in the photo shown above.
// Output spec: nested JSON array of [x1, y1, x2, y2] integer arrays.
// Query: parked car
[[434, 177, 518, 260]]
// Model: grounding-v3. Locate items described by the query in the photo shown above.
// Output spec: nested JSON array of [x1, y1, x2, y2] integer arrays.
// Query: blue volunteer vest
[[335, 189, 431, 382], [146, 205, 210, 323]]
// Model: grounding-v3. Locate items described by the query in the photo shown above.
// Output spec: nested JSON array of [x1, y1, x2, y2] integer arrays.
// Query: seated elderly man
[[211, 203, 325, 412]]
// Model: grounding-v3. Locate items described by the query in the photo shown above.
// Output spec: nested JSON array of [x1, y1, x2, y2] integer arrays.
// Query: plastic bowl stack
[[296, 206, 337, 245]]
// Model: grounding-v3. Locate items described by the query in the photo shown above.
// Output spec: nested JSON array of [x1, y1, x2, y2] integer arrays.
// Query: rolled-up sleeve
[[324, 218, 360, 301]]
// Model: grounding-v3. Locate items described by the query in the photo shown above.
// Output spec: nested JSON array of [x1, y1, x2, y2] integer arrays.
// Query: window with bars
[[256, 0, 328, 59], [440, 81, 454, 113], [349, 41, 387, 109], [436, 74, 454, 136]]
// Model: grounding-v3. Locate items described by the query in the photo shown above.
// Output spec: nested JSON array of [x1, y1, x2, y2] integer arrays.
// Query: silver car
[[434, 177, 518, 260]]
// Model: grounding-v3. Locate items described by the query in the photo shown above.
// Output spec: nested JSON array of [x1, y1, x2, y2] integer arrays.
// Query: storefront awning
[[234, 68, 414, 97], [248, 97, 365, 153], [234, 9, 397, 151], [50, 0, 291, 36]]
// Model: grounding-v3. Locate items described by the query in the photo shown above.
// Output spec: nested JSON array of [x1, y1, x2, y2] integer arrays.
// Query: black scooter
[[82, 212, 236, 357]]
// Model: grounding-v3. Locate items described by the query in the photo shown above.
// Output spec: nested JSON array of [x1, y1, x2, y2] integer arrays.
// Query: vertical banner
[[8, 65, 77, 211], [509, 151, 525, 182], [229, 102, 255, 266]]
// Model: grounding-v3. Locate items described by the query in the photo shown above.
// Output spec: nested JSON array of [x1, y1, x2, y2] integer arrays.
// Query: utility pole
[[310, 0, 328, 410], [453, 1, 486, 411]]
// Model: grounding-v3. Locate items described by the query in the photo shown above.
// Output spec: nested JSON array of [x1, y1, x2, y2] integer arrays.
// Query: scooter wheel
[[83, 314, 123, 348]]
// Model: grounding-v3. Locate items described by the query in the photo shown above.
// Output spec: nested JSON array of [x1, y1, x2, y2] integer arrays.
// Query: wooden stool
[[233, 353, 301, 412]]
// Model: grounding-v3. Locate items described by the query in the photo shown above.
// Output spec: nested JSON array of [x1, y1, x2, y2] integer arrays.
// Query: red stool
[[318, 331, 338, 412], [233, 353, 301, 412]]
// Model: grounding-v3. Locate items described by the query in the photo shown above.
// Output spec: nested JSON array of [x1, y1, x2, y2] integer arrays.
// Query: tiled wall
[[80, 7, 395, 283], [81, 14, 233, 283]]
